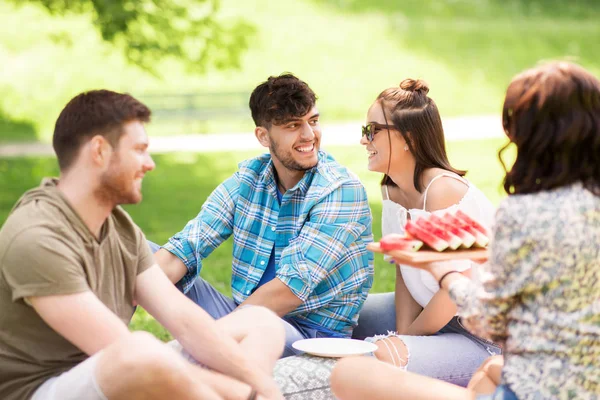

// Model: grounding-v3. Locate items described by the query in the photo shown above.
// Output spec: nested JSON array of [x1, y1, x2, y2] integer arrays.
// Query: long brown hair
[[377, 79, 465, 192], [499, 62, 600, 196]]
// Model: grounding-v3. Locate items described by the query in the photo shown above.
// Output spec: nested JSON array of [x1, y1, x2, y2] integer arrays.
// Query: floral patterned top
[[449, 183, 600, 400]]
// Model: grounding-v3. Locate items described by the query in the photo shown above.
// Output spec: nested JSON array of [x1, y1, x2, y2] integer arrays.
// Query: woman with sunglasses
[[351, 78, 500, 386], [334, 62, 600, 399]]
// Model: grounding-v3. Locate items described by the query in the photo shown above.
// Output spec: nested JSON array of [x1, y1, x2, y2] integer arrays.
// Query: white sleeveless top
[[381, 173, 496, 308]]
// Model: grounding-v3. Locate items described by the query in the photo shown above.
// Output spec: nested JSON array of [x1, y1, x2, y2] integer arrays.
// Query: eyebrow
[[282, 113, 320, 125]]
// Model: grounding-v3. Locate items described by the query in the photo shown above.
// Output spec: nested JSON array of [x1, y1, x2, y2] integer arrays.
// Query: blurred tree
[[6, 0, 255, 75]]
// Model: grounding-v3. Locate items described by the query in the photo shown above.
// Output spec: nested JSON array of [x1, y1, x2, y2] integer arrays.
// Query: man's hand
[[135, 265, 283, 399], [239, 278, 303, 317]]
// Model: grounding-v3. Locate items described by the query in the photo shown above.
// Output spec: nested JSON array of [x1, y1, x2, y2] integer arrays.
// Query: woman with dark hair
[[351, 79, 500, 386], [332, 61, 600, 399]]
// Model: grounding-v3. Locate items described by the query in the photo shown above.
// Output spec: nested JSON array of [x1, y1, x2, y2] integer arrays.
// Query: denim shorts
[[476, 385, 519, 400]]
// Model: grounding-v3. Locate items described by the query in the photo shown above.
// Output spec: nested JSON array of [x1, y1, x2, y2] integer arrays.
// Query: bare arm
[[405, 288, 458, 336], [28, 292, 131, 356], [154, 248, 187, 284], [135, 264, 281, 399], [394, 268, 422, 334], [239, 278, 302, 317], [401, 176, 471, 335]]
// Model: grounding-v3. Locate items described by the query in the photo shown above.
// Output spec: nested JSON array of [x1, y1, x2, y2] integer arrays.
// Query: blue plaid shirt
[[164, 151, 374, 336]]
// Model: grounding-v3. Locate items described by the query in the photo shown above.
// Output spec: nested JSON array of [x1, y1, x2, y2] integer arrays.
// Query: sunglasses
[[361, 122, 395, 142]]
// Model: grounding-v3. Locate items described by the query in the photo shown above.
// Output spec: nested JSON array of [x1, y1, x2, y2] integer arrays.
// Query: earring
[[404, 145, 408, 151]]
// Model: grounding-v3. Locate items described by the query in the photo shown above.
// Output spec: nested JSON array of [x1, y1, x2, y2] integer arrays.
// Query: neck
[[386, 160, 423, 205], [272, 161, 305, 193], [57, 170, 113, 239]]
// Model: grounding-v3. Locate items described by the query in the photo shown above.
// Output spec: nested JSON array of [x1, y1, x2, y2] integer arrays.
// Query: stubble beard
[[96, 155, 141, 206], [269, 137, 317, 172]]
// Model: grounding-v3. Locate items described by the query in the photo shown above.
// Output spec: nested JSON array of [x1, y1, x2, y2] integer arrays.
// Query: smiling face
[[263, 106, 321, 172], [97, 120, 155, 205], [360, 102, 410, 174]]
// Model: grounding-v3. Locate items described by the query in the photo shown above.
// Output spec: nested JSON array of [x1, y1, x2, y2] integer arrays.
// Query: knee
[[330, 358, 357, 399], [372, 336, 408, 368], [331, 357, 377, 400], [477, 355, 504, 385], [476, 355, 504, 374]]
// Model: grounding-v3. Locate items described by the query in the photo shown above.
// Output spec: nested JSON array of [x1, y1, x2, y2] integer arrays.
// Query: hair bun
[[399, 79, 429, 95]]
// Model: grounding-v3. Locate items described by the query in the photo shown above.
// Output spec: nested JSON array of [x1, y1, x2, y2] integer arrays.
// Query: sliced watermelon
[[380, 234, 423, 252], [416, 218, 462, 250], [429, 213, 476, 248], [405, 220, 449, 252], [443, 214, 488, 248], [455, 210, 489, 236]]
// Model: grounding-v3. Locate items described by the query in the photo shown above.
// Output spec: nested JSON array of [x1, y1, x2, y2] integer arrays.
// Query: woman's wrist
[[428, 262, 459, 283], [437, 270, 461, 288]]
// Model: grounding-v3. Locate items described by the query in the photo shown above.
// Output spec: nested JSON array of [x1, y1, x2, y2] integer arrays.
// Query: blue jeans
[[148, 240, 320, 357], [477, 385, 519, 400], [353, 292, 502, 387]]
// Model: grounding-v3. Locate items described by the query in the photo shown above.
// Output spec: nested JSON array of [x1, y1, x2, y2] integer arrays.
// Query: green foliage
[[0, 138, 509, 338], [6, 0, 255, 75], [0, 111, 37, 143], [2, 0, 600, 141]]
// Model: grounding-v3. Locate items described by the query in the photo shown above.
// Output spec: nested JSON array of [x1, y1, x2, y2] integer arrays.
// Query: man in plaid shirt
[[154, 74, 374, 356]]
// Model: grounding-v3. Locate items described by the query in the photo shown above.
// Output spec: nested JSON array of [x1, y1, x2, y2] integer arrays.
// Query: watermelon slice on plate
[[416, 218, 462, 250], [405, 220, 449, 252], [428, 213, 476, 249], [379, 234, 423, 252], [443, 213, 489, 248], [455, 210, 489, 236]]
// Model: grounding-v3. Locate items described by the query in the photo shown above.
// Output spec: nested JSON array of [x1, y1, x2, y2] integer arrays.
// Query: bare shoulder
[[423, 174, 469, 212]]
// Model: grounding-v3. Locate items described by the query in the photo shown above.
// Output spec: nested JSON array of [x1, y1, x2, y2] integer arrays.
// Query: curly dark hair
[[499, 62, 600, 196], [249, 73, 317, 128], [53, 90, 151, 171]]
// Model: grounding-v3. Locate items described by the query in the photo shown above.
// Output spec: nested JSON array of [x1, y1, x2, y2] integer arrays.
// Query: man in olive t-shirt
[[0, 90, 285, 400]]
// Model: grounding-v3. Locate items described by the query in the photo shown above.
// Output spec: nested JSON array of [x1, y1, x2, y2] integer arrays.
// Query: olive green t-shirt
[[0, 179, 154, 400]]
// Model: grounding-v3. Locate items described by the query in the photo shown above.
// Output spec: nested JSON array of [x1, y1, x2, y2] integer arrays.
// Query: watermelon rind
[[405, 220, 449, 252], [417, 218, 462, 250]]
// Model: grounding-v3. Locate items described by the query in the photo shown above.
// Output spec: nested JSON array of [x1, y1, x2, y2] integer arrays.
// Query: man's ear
[[254, 126, 270, 148], [89, 135, 112, 167]]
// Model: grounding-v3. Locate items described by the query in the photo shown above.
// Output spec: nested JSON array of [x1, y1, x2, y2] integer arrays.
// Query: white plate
[[292, 338, 378, 358]]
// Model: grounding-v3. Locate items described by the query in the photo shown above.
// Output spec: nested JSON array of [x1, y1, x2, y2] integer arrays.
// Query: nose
[[144, 153, 156, 172], [360, 134, 369, 146], [300, 121, 316, 140]]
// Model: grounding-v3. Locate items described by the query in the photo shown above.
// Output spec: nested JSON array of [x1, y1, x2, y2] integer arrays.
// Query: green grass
[[0, 137, 509, 339], [1, 0, 599, 140]]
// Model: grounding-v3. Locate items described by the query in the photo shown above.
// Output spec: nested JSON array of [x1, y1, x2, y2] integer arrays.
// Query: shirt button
[[260, 260, 265, 265], [245, 290, 251, 295], [271, 226, 276, 231]]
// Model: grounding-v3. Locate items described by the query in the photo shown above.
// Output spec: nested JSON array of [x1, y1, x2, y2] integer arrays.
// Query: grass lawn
[[0, 137, 510, 340], [1, 0, 599, 140]]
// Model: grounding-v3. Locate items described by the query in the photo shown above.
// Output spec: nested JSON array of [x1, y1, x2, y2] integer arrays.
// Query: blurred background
[[1, 0, 599, 339]]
